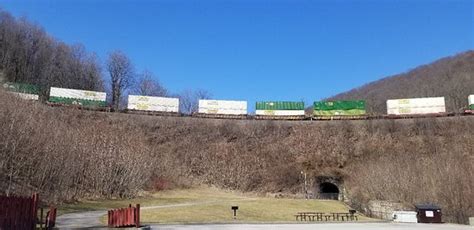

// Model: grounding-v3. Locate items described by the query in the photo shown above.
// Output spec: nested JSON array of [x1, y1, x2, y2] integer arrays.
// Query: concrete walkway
[[151, 223, 473, 230], [55, 210, 104, 228], [56, 200, 252, 228]]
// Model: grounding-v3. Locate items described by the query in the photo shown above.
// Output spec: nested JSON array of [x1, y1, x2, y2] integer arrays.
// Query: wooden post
[[39, 208, 43, 230], [136, 204, 140, 228], [32, 193, 39, 229]]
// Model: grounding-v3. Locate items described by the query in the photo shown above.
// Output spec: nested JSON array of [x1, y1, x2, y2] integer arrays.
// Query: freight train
[[3, 82, 474, 120]]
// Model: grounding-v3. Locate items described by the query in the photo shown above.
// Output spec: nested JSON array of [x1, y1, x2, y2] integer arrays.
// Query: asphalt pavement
[[149, 223, 473, 230]]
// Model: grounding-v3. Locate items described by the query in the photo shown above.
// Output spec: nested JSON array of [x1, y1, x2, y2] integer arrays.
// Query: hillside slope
[[1, 89, 473, 224], [328, 51, 474, 114]]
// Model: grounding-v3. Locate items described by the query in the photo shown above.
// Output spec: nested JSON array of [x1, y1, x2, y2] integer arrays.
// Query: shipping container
[[469, 95, 474, 110], [49, 87, 107, 107], [128, 95, 179, 112], [386, 97, 446, 115], [256, 101, 304, 110], [255, 110, 305, 116], [3, 82, 39, 100], [198, 99, 247, 115], [255, 101, 305, 116], [313, 100, 366, 116]]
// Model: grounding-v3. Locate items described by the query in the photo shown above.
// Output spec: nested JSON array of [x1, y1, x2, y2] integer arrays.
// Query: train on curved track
[[3, 82, 474, 121]]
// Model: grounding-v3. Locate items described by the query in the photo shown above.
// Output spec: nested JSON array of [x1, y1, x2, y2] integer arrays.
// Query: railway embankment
[[1, 90, 472, 224]]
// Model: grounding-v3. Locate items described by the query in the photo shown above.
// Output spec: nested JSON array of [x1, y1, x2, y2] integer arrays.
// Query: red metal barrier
[[0, 193, 38, 230], [108, 204, 140, 228], [45, 206, 57, 229]]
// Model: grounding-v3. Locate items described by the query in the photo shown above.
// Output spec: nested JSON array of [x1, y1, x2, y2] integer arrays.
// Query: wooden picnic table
[[295, 212, 325, 221], [330, 212, 358, 221], [295, 211, 358, 221], [330, 212, 349, 221]]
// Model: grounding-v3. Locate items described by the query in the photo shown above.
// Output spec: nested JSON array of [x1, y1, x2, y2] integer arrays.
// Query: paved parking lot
[[151, 223, 473, 230]]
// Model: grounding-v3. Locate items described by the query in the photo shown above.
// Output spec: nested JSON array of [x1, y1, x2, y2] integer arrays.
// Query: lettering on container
[[399, 99, 410, 104], [84, 92, 97, 97], [264, 110, 275, 115]]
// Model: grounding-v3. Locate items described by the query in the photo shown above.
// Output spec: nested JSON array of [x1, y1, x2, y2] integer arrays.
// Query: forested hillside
[[0, 10, 103, 93], [328, 51, 474, 114], [1, 90, 472, 224]]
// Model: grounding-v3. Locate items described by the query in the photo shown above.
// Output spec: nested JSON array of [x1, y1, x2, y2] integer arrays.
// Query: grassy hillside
[[328, 51, 474, 114], [1, 89, 472, 224]]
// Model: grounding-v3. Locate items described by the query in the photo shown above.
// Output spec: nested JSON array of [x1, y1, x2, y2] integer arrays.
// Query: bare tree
[[0, 10, 103, 96], [106, 50, 135, 111], [134, 70, 168, 97], [179, 89, 212, 114]]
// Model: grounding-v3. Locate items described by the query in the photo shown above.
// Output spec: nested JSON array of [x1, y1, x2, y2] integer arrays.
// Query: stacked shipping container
[[3, 82, 39, 100], [469, 95, 474, 110], [49, 87, 107, 107], [128, 95, 179, 113], [2, 81, 472, 117], [255, 101, 305, 116], [198, 99, 247, 115], [313, 100, 366, 116], [386, 97, 446, 115]]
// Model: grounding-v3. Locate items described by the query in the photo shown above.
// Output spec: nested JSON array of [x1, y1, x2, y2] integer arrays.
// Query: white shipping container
[[255, 110, 305, 116], [50, 87, 106, 101], [386, 97, 445, 108], [127, 95, 179, 112], [198, 99, 247, 115], [387, 107, 446, 115], [386, 97, 446, 115], [392, 211, 417, 223], [12, 92, 39, 100], [469, 95, 474, 105]]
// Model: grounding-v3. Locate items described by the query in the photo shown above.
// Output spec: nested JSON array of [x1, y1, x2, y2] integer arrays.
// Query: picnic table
[[330, 212, 358, 221], [295, 211, 358, 221], [294, 212, 324, 221]]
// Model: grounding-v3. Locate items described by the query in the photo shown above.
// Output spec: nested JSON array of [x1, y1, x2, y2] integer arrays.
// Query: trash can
[[415, 204, 442, 223]]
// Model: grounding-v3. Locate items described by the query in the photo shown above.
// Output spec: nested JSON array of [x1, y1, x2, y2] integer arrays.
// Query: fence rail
[[0, 193, 38, 230], [39, 206, 57, 229], [0, 193, 56, 230], [108, 204, 140, 228]]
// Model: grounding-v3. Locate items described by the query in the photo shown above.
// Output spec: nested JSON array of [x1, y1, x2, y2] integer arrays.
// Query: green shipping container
[[256, 101, 305, 110], [48, 97, 107, 107], [3, 82, 40, 95], [313, 100, 366, 116]]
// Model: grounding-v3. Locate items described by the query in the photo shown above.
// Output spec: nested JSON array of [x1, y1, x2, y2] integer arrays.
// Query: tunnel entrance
[[319, 182, 340, 200]]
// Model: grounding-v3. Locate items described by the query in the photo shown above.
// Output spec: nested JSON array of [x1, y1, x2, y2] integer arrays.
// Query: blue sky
[[1, 0, 473, 107]]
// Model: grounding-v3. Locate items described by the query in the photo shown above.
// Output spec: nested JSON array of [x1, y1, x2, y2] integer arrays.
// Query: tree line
[[0, 9, 209, 114]]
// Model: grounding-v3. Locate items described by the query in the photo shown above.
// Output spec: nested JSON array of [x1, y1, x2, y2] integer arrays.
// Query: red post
[[40, 207, 44, 230], [49, 207, 57, 228], [32, 193, 38, 229], [125, 208, 129, 225], [119, 208, 124, 226], [136, 204, 140, 228], [113, 210, 116, 227], [107, 210, 111, 227]]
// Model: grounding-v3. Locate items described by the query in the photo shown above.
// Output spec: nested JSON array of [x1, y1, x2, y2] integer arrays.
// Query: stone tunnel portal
[[319, 182, 340, 200]]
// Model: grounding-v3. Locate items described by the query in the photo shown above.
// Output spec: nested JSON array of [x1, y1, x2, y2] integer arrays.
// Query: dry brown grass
[[0, 90, 472, 224], [0, 90, 154, 202]]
